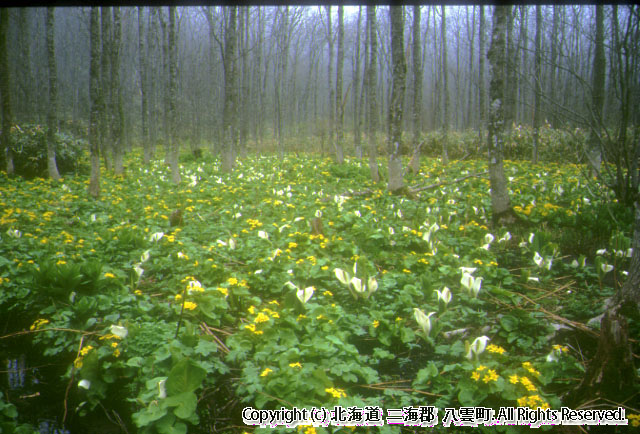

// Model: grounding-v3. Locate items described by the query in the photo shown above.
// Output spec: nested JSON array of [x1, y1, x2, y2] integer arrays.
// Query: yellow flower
[[487, 344, 506, 355], [113, 348, 121, 357], [74, 357, 83, 369], [134, 290, 143, 295], [110, 342, 118, 348], [372, 320, 380, 328], [471, 371, 481, 381], [288, 242, 298, 249], [476, 365, 487, 371], [104, 272, 116, 278], [248, 305, 256, 314], [228, 277, 239, 286], [323, 290, 333, 297], [254, 313, 270, 323], [522, 361, 540, 376], [289, 362, 302, 369], [183, 301, 197, 310], [627, 413, 640, 427], [517, 396, 528, 407], [80, 345, 94, 356], [325, 387, 346, 398], [509, 375, 519, 384], [30, 319, 50, 331], [260, 368, 273, 377], [482, 369, 499, 383], [474, 259, 483, 265]]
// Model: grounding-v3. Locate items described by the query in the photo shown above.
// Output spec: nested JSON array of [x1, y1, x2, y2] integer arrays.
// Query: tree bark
[[45, 8, 61, 180], [353, 7, 363, 159], [411, 5, 422, 175], [532, 5, 542, 165], [335, 5, 345, 164], [587, 6, 605, 175], [100, 7, 112, 171], [17, 10, 34, 124], [222, 7, 238, 172], [325, 6, 335, 161], [0, 9, 13, 176], [168, 6, 180, 184], [487, 6, 515, 225], [138, 7, 151, 164], [478, 6, 485, 151], [367, 6, 380, 183], [387, 6, 406, 193], [440, 5, 449, 164], [88, 7, 101, 198], [111, 7, 124, 175]]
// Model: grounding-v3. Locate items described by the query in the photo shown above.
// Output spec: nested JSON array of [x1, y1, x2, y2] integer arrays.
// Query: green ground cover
[[1, 152, 637, 433]]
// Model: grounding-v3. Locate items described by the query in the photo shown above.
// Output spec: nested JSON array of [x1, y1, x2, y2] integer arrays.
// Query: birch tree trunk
[[387, 5, 406, 193], [88, 7, 101, 198], [487, 6, 515, 224]]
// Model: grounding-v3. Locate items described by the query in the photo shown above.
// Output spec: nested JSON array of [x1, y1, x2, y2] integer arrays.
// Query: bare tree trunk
[[138, 7, 151, 164], [441, 5, 449, 164], [17, 10, 34, 124], [222, 6, 238, 172], [88, 7, 101, 198], [410, 5, 422, 175], [168, 6, 180, 184], [478, 6, 485, 152], [586, 5, 605, 175], [100, 7, 113, 171], [0, 9, 13, 176], [353, 7, 363, 159], [326, 6, 335, 160], [148, 8, 158, 158], [466, 6, 475, 130], [387, 6, 406, 193], [367, 6, 380, 183], [45, 8, 61, 180], [532, 5, 542, 164], [335, 5, 345, 164], [504, 7, 516, 130], [487, 6, 515, 225], [112, 7, 124, 175]]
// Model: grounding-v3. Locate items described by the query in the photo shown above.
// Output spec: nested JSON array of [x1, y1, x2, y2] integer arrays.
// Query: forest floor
[[1, 152, 638, 433]]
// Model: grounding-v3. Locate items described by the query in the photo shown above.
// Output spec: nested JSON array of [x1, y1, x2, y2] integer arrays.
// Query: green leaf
[[166, 359, 206, 395], [164, 391, 197, 419]]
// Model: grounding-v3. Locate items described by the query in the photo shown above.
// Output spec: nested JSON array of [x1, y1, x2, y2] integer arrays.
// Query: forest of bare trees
[[1, 6, 638, 163]]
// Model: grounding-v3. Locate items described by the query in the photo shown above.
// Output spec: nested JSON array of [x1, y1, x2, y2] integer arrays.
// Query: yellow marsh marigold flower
[[260, 368, 273, 377], [522, 361, 540, 376], [103, 272, 116, 278], [30, 319, 50, 330], [482, 369, 499, 383], [217, 287, 228, 297], [244, 324, 263, 335], [80, 345, 94, 356], [254, 313, 270, 323], [228, 277, 239, 286], [627, 414, 640, 427], [509, 375, 519, 384], [372, 320, 380, 328], [325, 387, 346, 398], [471, 371, 481, 381], [487, 344, 506, 355], [289, 362, 302, 369], [183, 301, 197, 310]]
